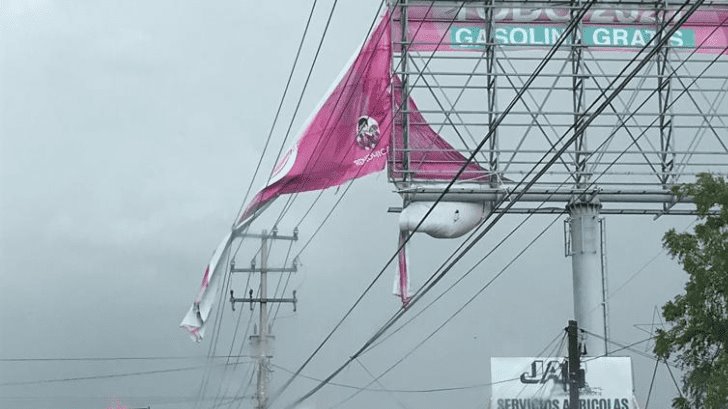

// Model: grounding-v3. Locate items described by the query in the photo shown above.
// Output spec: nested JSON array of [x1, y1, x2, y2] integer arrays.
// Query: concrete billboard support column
[[566, 201, 606, 357]]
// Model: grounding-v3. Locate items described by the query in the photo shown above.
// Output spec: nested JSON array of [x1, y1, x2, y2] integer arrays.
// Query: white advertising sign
[[490, 357, 638, 409]]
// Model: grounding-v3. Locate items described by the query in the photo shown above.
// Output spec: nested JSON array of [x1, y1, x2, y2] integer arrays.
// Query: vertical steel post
[[656, 0, 675, 191], [400, 0, 410, 184], [566, 202, 606, 357], [485, 0, 498, 185], [599, 218, 610, 356], [571, 0, 588, 189]]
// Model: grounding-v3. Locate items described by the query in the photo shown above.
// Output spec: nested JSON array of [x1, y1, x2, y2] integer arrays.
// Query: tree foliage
[[654, 174, 728, 409]]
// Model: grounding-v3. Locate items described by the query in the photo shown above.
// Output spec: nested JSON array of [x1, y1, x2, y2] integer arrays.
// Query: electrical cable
[[270, 362, 494, 394], [327, 330, 565, 409], [281, 3, 706, 405], [0, 363, 251, 387], [369, 44, 718, 350], [0, 355, 255, 362], [193, 243, 235, 409], [229, 3, 724, 408], [364, 68, 707, 384], [266, 0, 393, 228], [209, 288, 260, 409], [329, 214, 564, 408], [233, 0, 321, 224], [270, 2, 599, 404], [266, 1, 486, 403]]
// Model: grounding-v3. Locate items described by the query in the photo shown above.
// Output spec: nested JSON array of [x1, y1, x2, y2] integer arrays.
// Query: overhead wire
[[280, 2, 707, 406], [194, 0, 341, 404], [390, 0, 708, 344], [0, 355, 254, 362], [367, 32, 728, 351], [267, 1, 486, 403], [0, 362, 251, 387], [327, 329, 566, 409], [569, 32, 728, 327], [271, 0, 597, 403], [336, 144, 646, 403], [267, 0, 392, 228], [233, 0, 322, 224], [330, 18, 724, 409], [208, 287, 259, 409], [270, 362, 495, 394], [193, 240, 235, 409], [220, 1, 716, 406], [398, 0, 699, 314]]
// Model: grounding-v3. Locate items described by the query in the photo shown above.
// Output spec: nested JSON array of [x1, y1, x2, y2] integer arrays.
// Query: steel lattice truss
[[388, 0, 728, 215]]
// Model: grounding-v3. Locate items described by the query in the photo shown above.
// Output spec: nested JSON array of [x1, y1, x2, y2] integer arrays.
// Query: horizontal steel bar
[[397, 148, 728, 155], [230, 297, 296, 304], [234, 232, 298, 241], [398, 186, 689, 203], [406, 85, 728, 92], [394, 71, 728, 80], [397, 0, 728, 5], [404, 122, 728, 128], [405, 54, 728, 63], [410, 110, 726, 117], [402, 1, 728, 7], [488, 207, 706, 216], [410, 121, 728, 127], [394, 42, 728, 50], [231, 267, 298, 273]]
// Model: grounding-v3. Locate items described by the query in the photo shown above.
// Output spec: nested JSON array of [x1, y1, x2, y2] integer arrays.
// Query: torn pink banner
[[236, 14, 393, 229], [393, 230, 411, 306], [389, 76, 493, 183], [180, 232, 233, 342]]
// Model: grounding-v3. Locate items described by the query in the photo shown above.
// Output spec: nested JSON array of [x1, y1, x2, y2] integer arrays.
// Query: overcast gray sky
[[0, 1, 711, 408]]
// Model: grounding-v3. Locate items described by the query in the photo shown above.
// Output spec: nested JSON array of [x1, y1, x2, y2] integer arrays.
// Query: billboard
[[490, 357, 638, 409], [393, 6, 728, 54]]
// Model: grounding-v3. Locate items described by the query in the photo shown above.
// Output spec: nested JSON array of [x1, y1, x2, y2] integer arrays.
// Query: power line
[[233, 0, 321, 224], [235, 1, 717, 407], [268, 0, 392, 228], [280, 2, 706, 405], [0, 355, 255, 362], [270, 2, 596, 405], [327, 330, 566, 409], [0, 363, 251, 387], [346, 152, 643, 404], [364, 54, 714, 388], [270, 363, 493, 394]]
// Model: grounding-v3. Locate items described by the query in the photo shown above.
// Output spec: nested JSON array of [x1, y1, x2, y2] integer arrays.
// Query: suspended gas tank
[[399, 200, 490, 239]]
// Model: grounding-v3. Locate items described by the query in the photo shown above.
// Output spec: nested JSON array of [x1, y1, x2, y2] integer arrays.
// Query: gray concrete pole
[[567, 201, 606, 357]]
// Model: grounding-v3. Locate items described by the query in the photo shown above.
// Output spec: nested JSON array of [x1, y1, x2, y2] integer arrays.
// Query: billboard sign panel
[[394, 6, 728, 54], [490, 357, 638, 409]]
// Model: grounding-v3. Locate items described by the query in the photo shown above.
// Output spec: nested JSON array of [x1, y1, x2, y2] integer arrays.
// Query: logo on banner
[[356, 116, 381, 150], [268, 144, 298, 187]]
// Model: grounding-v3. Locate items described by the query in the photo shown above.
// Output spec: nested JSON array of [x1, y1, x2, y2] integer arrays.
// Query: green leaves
[[655, 174, 728, 409]]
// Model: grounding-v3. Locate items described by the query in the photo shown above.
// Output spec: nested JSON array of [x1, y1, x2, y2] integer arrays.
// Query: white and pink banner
[[390, 76, 491, 182], [393, 6, 728, 54], [236, 13, 393, 227], [180, 232, 233, 342], [181, 15, 393, 341]]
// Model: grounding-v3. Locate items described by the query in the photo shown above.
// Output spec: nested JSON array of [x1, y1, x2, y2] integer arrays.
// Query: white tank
[[399, 201, 489, 238]]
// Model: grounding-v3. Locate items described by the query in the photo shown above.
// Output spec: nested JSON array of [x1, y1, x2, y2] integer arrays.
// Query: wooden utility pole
[[229, 228, 298, 409]]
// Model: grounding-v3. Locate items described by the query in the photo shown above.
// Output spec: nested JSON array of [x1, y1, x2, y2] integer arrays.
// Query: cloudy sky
[[1, 1, 717, 408]]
